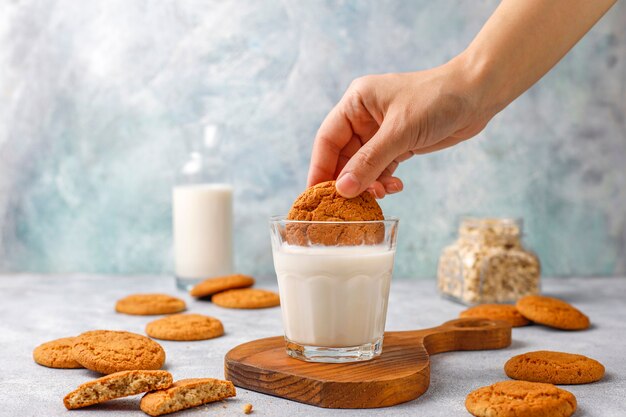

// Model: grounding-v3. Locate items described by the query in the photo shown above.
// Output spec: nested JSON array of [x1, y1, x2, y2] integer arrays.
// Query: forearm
[[455, 0, 616, 116]]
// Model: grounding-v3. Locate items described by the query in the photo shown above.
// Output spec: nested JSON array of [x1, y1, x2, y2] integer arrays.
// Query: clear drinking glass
[[269, 216, 399, 363]]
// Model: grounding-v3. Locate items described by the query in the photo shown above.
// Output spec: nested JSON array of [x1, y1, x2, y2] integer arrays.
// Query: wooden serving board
[[224, 318, 511, 409]]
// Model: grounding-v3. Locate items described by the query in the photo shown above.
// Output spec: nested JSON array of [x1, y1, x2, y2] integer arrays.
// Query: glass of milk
[[270, 216, 399, 362], [173, 125, 233, 290]]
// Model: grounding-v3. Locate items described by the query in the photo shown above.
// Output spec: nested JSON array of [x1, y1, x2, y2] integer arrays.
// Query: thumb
[[335, 123, 399, 198]]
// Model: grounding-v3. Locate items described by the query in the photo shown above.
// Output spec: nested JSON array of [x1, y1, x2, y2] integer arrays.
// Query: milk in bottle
[[173, 125, 233, 289]]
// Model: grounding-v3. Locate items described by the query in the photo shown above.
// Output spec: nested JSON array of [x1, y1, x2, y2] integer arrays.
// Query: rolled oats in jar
[[437, 218, 540, 305]]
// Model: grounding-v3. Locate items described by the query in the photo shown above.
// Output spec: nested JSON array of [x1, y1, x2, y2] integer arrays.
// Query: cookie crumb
[[243, 403, 253, 414]]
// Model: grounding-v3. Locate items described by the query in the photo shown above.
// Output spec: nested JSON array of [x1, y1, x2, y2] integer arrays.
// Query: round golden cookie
[[33, 337, 82, 369], [212, 288, 280, 309], [286, 180, 385, 246], [72, 330, 166, 374], [287, 180, 384, 222], [504, 350, 605, 384], [466, 380, 576, 417], [516, 295, 589, 330], [189, 274, 255, 298], [115, 293, 186, 315], [459, 304, 530, 327], [145, 314, 224, 341]]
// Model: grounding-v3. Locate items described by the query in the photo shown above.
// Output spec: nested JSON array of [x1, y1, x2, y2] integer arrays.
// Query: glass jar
[[437, 218, 540, 305]]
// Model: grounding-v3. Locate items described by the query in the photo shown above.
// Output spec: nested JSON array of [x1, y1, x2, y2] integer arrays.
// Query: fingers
[[379, 176, 403, 195], [335, 122, 400, 198], [345, 133, 463, 198], [333, 135, 363, 178], [380, 160, 399, 178], [307, 104, 354, 187], [366, 181, 387, 199], [365, 176, 403, 199], [309, 78, 383, 188]]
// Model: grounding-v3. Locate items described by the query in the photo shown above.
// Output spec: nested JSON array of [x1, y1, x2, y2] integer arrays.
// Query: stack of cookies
[[34, 330, 168, 376], [460, 295, 605, 417], [189, 274, 280, 309], [459, 294, 590, 330]]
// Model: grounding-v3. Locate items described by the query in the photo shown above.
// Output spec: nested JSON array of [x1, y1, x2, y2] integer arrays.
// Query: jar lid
[[459, 217, 522, 243]]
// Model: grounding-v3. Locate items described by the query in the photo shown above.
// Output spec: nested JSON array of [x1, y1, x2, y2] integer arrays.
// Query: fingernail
[[388, 183, 401, 194], [366, 187, 378, 198], [336, 172, 360, 197]]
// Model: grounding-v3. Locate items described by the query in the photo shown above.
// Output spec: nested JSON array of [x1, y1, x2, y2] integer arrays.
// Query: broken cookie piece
[[140, 378, 236, 416]]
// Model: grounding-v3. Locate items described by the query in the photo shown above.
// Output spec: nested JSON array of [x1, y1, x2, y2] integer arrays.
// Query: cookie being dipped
[[286, 180, 384, 246], [288, 180, 383, 222]]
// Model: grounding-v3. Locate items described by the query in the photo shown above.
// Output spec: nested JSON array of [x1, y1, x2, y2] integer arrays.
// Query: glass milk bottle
[[173, 125, 233, 290]]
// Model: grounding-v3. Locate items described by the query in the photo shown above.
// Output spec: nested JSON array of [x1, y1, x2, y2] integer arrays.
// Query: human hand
[[307, 58, 493, 198]]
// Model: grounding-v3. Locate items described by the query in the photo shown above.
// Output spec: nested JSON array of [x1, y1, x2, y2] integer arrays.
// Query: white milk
[[173, 184, 233, 285], [273, 244, 395, 347]]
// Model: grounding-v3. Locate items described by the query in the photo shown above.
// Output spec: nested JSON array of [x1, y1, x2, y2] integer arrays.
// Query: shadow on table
[[541, 289, 599, 304], [71, 398, 138, 412], [574, 404, 591, 416], [507, 338, 530, 349], [594, 371, 615, 384]]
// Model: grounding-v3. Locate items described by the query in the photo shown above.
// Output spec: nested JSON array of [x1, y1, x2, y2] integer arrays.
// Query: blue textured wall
[[1, 1, 625, 278]]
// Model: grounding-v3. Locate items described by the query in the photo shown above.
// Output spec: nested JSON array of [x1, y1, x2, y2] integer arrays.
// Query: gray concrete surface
[[1, 274, 625, 417]]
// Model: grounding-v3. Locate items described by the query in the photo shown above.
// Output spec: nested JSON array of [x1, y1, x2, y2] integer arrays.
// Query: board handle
[[396, 318, 512, 355]]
